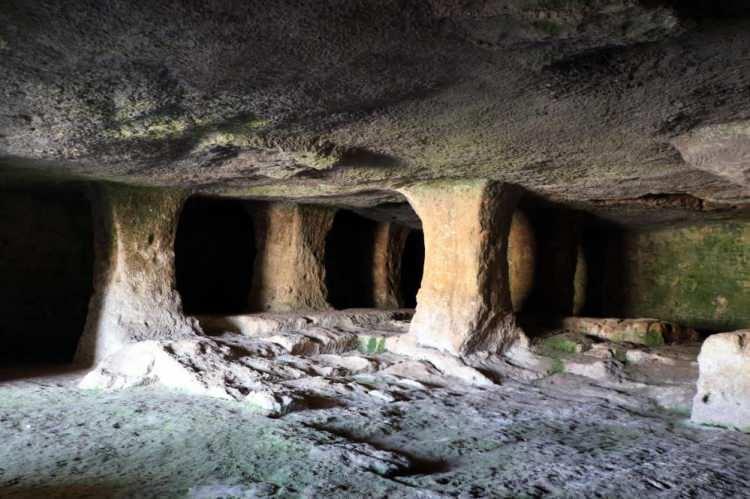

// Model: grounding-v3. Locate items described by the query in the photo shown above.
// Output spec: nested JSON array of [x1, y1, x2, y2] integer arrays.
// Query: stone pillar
[[372, 222, 409, 309], [250, 203, 334, 312], [507, 209, 536, 312], [75, 184, 198, 366], [400, 180, 522, 355]]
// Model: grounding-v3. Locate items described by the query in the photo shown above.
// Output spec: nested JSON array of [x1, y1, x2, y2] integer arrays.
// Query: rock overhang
[[1, 0, 750, 224]]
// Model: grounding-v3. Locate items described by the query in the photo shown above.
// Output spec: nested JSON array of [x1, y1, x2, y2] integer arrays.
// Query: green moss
[[358, 336, 387, 354], [290, 150, 339, 170], [618, 222, 750, 331], [548, 358, 565, 375], [106, 116, 190, 141], [643, 328, 665, 348], [0, 34, 8, 50], [542, 336, 579, 354]]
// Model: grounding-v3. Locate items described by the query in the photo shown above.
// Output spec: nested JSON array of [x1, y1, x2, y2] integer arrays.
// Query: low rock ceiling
[[1, 1, 750, 225]]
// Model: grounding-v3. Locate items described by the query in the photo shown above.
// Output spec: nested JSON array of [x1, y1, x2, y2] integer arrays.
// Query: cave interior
[[2, 1, 750, 496]]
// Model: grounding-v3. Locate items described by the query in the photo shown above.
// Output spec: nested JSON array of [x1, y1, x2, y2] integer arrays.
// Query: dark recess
[[400, 230, 425, 309], [0, 188, 94, 363], [519, 204, 581, 328], [175, 196, 255, 315], [325, 210, 377, 309], [579, 224, 623, 318]]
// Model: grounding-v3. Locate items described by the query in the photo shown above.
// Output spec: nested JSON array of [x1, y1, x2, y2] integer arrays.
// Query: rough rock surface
[[562, 316, 697, 347], [75, 184, 199, 366], [196, 309, 413, 338], [372, 222, 409, 309], [692, 330, 750, 430], [2, 342, 750, 497], [531, 331, 700, 413], [401, 179, 522, 355], [2, 1, 750, 216], [672, 121, 750, 191], [508, 208, 536, 312], [249, 203, 334, 312], [609, 221, 750, 330]]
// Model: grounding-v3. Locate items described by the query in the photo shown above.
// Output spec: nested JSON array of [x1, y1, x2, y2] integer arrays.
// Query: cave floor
[[1, 354, 749, 498]]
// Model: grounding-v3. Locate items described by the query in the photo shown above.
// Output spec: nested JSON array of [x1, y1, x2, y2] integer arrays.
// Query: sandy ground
[[1, 349, 749, 499]]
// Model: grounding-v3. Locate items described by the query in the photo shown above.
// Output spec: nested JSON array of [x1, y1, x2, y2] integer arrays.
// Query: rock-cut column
[[75, 184, 199, 366], [250, 203, 334, 312], [400, 180, 522, 355], [372, 222, 409, 309]]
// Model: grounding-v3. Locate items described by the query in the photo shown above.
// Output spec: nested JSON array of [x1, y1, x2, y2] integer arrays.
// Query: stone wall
[[0, 188, 94, 362], [606, 221, 750, 331]]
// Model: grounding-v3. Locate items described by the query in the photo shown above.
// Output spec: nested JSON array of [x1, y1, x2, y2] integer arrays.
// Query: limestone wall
[[606, 221, 750, 331]]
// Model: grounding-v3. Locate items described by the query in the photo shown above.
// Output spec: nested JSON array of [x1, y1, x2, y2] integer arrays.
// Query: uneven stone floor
[[1, 350, 749, 498]]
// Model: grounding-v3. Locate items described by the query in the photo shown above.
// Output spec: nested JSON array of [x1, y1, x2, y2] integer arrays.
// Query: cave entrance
[[0, 188, 94, 364], [400, 229, 424, 308], [325, 210, 378, 309], [175, 196, 256, 315]]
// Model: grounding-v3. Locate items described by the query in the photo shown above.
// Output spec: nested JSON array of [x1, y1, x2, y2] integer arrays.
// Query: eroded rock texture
[[372, 222, 409, 309], [250, 203, 334, 312], [401, 180, 522, 355], [1, 1, 750, 213], [606, 221, 750, 330], [692, 330, 750, 430], [75, 185, 198, 366], [508, 209, 535, 312]]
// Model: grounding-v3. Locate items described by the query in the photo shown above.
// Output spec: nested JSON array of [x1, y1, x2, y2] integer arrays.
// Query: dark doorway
[[0, 188, 94, 363], [325, 210, 377, 309], [400, 230, 424, 308], [175, 196, 255, 315]]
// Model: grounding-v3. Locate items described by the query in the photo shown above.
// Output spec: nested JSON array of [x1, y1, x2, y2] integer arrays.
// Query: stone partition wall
[[75, 184, 199, 366], [250, 203, 335, 312], [605, 221, 750, 331], [400, 180, 522, 355], [372, 222, 410, 309]]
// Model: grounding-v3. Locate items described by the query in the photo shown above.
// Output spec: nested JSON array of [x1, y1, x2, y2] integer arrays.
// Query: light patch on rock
[[692, 330, 750, 431]]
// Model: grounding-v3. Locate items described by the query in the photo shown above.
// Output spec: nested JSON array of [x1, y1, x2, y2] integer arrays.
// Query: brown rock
[[562, 317, 697, 347], [400, 179, 523, 355], [249, 203, 334, 312], [508, 209, 535, 312], [372, 222, 409, 309], [75, 184, 199, 366]]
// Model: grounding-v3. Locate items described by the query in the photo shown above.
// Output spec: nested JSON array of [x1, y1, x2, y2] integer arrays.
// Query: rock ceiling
[[1, 0, 750, 223]]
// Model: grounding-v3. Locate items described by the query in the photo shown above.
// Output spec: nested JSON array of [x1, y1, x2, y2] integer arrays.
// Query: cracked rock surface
[[1, 333, 749, 498]]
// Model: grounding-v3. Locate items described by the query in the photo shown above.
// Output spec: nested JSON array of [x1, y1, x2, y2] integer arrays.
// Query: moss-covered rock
[[613, 222, 750, 331]]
